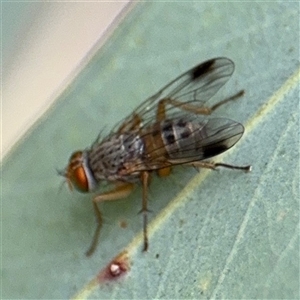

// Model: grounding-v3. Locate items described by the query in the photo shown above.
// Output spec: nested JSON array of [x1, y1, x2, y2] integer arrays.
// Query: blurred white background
[[2, 1, 131, 160]]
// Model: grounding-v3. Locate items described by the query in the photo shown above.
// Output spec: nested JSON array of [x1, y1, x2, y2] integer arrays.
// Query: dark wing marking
[[112, 57, 234, 134]]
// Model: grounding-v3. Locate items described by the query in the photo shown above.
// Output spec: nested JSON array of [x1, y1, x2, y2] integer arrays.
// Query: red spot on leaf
[[97, 251, 130, 283]]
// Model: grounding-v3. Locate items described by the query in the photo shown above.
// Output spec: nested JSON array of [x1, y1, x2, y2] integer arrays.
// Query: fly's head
[[60, 151, 97, 193]]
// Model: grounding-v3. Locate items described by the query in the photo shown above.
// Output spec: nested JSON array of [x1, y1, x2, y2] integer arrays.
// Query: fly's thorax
[[87, 132, 145, 182], [66, 150, 97, 193]]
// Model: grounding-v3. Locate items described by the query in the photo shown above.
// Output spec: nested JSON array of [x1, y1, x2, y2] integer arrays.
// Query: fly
[[60, 57, 251, 256]]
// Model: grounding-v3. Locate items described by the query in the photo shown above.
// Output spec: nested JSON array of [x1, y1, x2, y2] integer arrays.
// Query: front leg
[[86, 182, 135, 256]]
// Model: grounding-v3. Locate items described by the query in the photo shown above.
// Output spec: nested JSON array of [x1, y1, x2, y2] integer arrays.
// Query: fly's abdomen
[[160, 118, 206, 160]]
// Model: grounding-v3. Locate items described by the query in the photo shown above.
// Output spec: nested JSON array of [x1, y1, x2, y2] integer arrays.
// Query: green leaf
[[2, 2, 299, 299]]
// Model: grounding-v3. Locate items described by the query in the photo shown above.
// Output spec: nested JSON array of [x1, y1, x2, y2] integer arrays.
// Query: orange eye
[[66, 151, 90, 193], [70, 165, 89, 192]]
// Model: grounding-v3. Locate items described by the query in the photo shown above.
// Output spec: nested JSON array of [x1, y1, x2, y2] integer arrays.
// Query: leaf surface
[[2, 2, 299, 299]]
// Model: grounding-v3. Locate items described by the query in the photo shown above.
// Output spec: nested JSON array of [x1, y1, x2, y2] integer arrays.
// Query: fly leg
[[117, 114, 154, 252], [156, 90, 245, 120], [140, 171, 151, 251], [210, 90, 244, 112], [86, 182, 135, 256], [191, 161, 251, 172]]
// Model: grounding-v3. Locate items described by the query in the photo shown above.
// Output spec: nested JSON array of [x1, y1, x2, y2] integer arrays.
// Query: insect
[[61, 57, 251, 256]]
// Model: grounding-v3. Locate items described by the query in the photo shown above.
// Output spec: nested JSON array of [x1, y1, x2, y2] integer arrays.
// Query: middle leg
[[140, 171, 151, 251]]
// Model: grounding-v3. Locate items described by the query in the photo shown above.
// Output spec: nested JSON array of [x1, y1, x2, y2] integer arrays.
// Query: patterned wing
[[120, 116, 244, 172], [113, 57, 235, 134]]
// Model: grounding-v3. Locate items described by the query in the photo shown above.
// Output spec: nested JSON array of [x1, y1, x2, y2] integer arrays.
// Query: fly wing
[[113, 57, 234, 134], [122, 117, 244, 172], [166, 117, 244, 164]]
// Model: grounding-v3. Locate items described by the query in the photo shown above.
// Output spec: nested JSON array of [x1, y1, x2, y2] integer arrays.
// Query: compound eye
[[71, 165, 89, 192], [66, 151, 90, 193]]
